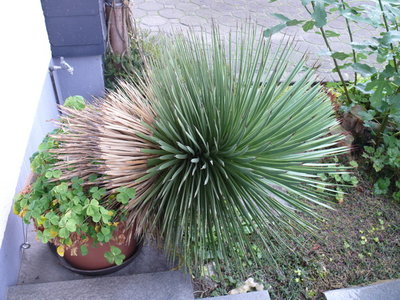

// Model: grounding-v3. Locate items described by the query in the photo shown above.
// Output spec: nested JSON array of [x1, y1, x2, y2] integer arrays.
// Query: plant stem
[[376, 112, 389, 143], [378, 0, 398, 73], [340, 0, 358, 85], [320, 27, 352, 105], [309, 1, 352, 105]]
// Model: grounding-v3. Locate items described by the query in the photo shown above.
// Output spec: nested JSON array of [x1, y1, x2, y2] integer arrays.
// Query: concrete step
[[324, 279, 400, 300], [8, 270, 194, 300], [18, 225, 173, 284], [203, 291, 270, 300]]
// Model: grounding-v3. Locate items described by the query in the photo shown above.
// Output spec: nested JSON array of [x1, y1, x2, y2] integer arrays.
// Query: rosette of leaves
[[130, 28, 348, 273]]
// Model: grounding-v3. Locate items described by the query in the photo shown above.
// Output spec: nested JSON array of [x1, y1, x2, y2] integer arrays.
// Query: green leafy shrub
[[317, 156, 358, 203], [363, 134, 400, 200], [104, 31, 160, 90], [265, 0, 400, 200]]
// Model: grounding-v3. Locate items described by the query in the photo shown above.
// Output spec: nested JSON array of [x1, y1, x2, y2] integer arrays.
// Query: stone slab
[[18, 224, 173, 285], [324, 279, 400, 300], [8, 270, 193, 300], [204, 291, 270, 300]]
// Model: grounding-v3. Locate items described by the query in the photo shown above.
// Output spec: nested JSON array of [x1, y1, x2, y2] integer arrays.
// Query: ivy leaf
[[325, 30, 340, 38], [286, 19, 304, 26], [351, 63, 377, 77], [64, 96, 86, 111], [331, 52, 351, 60], [264, 23, 287, 37], [380, 31, 400, 46], [302, 20, 315, 31], [374, 178, 391, 195], [366, 78, 394, 109], [272, 13, 290, 22], [312, 1, 327, 28]]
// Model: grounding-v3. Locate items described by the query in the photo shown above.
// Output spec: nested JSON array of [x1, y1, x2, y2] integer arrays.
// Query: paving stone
[[196, 8, 222, 19], [216, 15, 238, 27], [176, 2, 201, 12], [9, 271, 193, 300], [141, 15, 168, 26], [223, 0, 248, 7], [324, 279, 400, 300], [191, 0, 216, 8], [203, 290, 270, 300], [131, 8, 148, 18], [159, 8, 185, 18], [180, 15, 207, 26], [211, 2, 235, 13], [231, 10, 251, 19], [138, 1, 164, 11]]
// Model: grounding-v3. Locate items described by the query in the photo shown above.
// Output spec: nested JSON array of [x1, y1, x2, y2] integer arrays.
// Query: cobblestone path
[[132, 0, 375, 80]]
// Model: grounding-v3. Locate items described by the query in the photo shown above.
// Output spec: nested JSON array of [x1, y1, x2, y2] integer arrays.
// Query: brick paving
[[132, 0, 375, 81]]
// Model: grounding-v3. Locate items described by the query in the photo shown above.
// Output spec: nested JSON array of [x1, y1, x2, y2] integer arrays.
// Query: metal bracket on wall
[[49, 57, 74, 74], [49, 57, 74, 109]]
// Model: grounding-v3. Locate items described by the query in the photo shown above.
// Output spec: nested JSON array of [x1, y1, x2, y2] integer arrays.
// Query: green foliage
[[317, 156, 358, 203], [63, 95, 86, 111], [363, 133, 400, 199], [265, 0, 400, 201], [115, 187, 136, 204], [104, 246, 126, 265], [13, 101, 135, 264], [104, 31, 160, 90], [134, 27, 347, 275]]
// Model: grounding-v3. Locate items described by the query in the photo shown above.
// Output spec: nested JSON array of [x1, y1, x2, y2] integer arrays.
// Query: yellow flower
[[95, 225, 100, 232], [13, 205, 19, 215], [37, 215, 47, 226], [56, 245, 65, 257], [18, 207, 28, 217], [107, 211, 114, 216]]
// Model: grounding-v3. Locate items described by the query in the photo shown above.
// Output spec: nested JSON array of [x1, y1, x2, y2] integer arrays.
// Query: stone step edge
[[8, 270, 194, 300]]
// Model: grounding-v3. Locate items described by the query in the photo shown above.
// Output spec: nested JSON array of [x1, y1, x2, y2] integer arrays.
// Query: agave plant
[[132, 28, 348, 272], [51, 27, 348, 274], [51, 82, 157, 221]]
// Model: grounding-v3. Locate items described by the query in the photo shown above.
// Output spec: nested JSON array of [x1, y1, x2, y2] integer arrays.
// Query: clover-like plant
[[13, 98, 138, 265]]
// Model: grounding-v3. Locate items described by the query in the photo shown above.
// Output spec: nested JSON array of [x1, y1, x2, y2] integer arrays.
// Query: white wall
[[0, 1, 59, 298], [0, 0, 53, 246]]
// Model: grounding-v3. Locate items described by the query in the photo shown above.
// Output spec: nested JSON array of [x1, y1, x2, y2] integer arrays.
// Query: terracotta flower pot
[[62, 225, 138, 271]]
